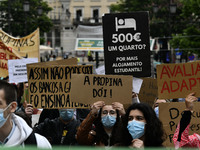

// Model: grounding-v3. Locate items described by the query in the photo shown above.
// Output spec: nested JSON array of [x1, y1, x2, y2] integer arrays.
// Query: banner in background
[[75, 38, 103, 51], [0, 39, 21, 77], [0, 28, 40, 59]]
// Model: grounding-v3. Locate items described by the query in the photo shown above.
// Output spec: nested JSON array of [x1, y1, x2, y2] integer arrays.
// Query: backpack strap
[[24, 131, 37, 145]]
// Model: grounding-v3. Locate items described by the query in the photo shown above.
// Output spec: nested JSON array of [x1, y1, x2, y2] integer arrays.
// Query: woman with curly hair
[[121, 103, 166, 148], [76, 101, 125, 146]]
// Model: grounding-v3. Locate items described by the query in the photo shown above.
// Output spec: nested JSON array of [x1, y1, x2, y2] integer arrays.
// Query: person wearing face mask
[[76, 101, 125, 146], [33, 108, 80, 146], [121, 103, 166, 148], [0, 80, 51, 148]]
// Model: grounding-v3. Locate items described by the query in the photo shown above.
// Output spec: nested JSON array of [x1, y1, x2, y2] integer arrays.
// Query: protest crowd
[[1, 12, 200, 150], [0, 75, 200, 149]]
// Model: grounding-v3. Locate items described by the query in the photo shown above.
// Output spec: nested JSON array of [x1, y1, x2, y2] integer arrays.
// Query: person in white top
[[0, 80, 51, 148]]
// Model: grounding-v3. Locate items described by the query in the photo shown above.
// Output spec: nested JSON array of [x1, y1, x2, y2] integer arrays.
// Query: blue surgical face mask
[[101, 115, 116, 128], [0, 103, 12, 128], [154, 107, 159, 118], [127, 120, 146, 139], [59, 109, 74, 121]]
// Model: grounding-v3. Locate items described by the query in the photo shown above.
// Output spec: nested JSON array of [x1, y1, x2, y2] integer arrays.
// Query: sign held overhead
[[70, 74, 133, 105], [157, 61, 200, 99], [27, 59, 93, 109], [102, 12, 151, 77]]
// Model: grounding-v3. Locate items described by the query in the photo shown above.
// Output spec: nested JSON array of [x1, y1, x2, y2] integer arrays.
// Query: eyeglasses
[[102, 110, 116, 116]]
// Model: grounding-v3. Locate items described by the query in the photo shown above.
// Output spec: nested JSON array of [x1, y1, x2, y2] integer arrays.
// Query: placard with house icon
[[102, 12, 151, 77]]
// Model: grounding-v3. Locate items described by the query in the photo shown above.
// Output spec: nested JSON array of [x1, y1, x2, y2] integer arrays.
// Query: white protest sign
[[95, 65, 105, 75], [132, 77, 143, 93], [8, 58, 38, 83], [32, 114, 40, 127]]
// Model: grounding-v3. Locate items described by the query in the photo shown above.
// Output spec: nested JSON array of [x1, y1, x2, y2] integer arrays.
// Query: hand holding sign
[[131, 139, 144, 148], [112, 102, 125, 116], [91, 101, 105, 115], [24, 101, 33, 117], [185, 93, 198, 111]]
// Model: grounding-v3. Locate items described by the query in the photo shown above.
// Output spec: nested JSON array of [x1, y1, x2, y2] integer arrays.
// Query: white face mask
[[154, 107, 159, 118], [0, 103, 12, 128]]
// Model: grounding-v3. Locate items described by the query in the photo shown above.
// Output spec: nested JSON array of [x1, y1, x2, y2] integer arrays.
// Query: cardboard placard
[[8, 58, 38, 83], [94, 65, 143, 94], [70, 74, 133, 105], [28, 58, 77, 66], [138, 78, 158, 106], [0, 39, 21, 77], [159, 102, 200, 147], [102, 12, 151, 77], [157, 61, 200, 99], [27, 64, 93, 109], [0, 28, 40, 59]]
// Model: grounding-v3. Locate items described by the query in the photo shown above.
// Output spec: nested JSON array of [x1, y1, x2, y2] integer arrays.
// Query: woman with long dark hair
[[121, 103, 166, 148], [76, 101, 125, 146]]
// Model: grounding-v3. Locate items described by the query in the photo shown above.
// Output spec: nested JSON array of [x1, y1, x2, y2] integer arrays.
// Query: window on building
[[108, 7, 114, 13], [93, 9, 99, 23], [76, 9, 82, 22], [54, 6, 56, 19], [55, 29, 60, 47], [50, 11, 52, 19], [47, 32, 52, 47]]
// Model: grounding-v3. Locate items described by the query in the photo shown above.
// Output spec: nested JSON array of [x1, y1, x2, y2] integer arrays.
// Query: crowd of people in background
[[0, 76, 200, 149]]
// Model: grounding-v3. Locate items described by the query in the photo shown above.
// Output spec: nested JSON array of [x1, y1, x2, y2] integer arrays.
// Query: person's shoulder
[[35, 133, 52, 149], [13, 114, 32, 130]]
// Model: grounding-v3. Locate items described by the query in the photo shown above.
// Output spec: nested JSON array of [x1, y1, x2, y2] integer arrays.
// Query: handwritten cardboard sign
[[28, 58, 77, 66], [27, 64, 93, 109], [159, 102, 200, 147], [8, 58, 38, 83], [138, 78, 157, 106], [157, 62, 200, 99], [70, 74, 133, 105], [102, 12, 151, 77]]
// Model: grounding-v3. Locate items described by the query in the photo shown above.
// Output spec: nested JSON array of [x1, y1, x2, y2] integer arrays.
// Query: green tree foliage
[[111, 0, 152, 12], [0, 0, 53, 38], [170, 0, 200, 56], [170, 26, 200, 56], [110, 0, 184, 38]]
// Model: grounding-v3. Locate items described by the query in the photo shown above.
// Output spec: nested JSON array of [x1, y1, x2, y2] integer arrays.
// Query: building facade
[[45, 0, 117, 56], [70, 0, 117, 25]]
